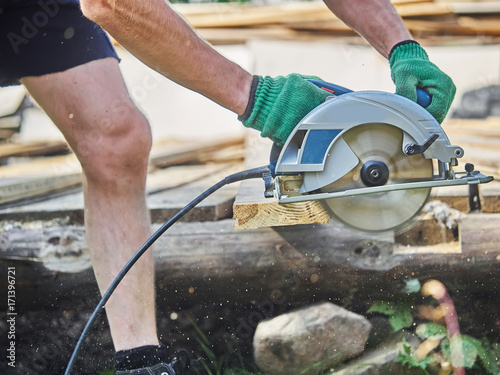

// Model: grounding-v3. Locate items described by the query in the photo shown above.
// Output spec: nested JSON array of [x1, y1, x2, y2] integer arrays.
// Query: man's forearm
[[80, 0, 252, 115], [324, 0, 412, 58]]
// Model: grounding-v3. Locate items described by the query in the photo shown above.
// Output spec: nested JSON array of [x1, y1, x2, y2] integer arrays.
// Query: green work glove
[[389, 41, 456, 123], [238, 74, 332, 146]]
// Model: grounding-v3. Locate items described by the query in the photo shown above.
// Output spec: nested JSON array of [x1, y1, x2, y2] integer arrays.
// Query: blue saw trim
[[301, 129, 341, 165]]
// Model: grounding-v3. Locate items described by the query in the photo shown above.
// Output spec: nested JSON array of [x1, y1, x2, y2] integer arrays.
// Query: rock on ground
[[253, 302, 372, 375]]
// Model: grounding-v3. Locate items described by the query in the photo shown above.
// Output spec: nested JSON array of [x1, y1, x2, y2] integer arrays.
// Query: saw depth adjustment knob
[[360, 161, 390, 187]]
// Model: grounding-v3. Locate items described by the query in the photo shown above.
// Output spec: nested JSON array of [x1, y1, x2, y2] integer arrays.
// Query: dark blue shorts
[[0, 0, 119, 86]]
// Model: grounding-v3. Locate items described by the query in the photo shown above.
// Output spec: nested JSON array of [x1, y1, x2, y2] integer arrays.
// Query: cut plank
[[233, 179, 330, 229], [234, 133, 331, 230], [233, 136, 499, 232]]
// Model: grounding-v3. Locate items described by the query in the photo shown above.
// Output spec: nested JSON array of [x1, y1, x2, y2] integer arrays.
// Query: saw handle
[[307, 79, 431, 108], [416, 88, 432, 108]]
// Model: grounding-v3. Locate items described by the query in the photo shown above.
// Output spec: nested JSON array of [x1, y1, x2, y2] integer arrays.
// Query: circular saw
[[264, 81, 493, 234]]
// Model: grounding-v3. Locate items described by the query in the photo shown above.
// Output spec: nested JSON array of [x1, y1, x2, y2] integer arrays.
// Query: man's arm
[[323, 0, 412, 58], [80, 0, 252, 116]]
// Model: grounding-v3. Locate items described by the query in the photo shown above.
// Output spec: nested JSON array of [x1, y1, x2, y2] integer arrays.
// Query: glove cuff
[[238, 75, 260, 122], [389, 40, 428, 66]]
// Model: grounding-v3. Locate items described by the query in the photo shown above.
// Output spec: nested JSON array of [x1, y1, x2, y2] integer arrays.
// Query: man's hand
[[389, 41, 456, 123], [239, 74, 332, 146]]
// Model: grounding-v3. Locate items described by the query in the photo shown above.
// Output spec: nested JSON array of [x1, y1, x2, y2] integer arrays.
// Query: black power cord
[[65, 165, 271, 375]]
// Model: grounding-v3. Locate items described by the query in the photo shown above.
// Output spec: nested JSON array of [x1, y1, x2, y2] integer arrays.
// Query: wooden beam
[[1, 214, 499, 310]]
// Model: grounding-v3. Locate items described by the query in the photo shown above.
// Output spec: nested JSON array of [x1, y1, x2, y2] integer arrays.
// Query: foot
[[115, 349, 192, 375]]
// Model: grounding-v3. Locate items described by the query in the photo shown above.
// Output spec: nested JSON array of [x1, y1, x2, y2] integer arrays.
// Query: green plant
[[397, 339, 434, 375], [368, 279, 500, 375], [367, 299, 414, 332]]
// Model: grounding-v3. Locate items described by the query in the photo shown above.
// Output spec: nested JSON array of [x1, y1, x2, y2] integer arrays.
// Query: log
[[1, 214, 499, 311]]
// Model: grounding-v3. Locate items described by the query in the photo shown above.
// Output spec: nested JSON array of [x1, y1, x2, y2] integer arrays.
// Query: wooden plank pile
[[170, 0, 500, 45], [0, 137, 246, 220]]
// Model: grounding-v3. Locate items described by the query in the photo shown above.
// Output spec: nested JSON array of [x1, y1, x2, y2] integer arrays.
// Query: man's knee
[[77, 108, 152, 185]]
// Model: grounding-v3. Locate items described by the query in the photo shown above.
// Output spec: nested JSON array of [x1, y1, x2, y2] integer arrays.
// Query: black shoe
[[115, 349, 192, 375]]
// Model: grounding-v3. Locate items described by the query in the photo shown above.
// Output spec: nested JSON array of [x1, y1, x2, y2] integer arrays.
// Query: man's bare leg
[[22, 57, 158, 351]]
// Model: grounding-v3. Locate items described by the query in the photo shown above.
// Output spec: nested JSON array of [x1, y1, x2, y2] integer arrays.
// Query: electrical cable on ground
[[64, 164, 271, 375]]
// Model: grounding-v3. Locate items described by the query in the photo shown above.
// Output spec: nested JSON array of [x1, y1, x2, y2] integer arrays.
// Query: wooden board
[[0, 154, 81, 178], [233, 179, 330, 229], [0, 141, 70, 161], [150, 137, 244, 168], [0, 173, 82, 205], [173, 1, 452, 29]]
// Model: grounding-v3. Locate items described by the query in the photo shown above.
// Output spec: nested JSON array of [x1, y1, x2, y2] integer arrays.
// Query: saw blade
[[320, 123, 433, 233]]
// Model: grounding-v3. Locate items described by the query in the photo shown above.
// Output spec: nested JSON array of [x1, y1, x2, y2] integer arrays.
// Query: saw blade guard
[[275, 91, 464, 194]]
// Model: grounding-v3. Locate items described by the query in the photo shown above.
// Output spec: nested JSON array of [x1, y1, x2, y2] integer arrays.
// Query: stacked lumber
[[0, 137, 245, 213], [169, 0, 500, 45]]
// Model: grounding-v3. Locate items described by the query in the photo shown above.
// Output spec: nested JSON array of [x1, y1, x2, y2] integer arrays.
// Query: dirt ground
[[1, 287, 498, 374]]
